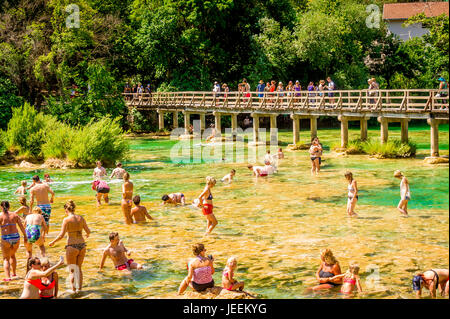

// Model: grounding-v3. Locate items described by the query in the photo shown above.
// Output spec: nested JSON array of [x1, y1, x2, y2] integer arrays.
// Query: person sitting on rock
[[222, 256, 244, 291]]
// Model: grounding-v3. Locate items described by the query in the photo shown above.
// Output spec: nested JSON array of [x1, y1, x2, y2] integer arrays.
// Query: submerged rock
[[424, 156, 449, 164], [42, 158, 77, 169], [15, 160, 36, 168], [181, 286, 258, 299]]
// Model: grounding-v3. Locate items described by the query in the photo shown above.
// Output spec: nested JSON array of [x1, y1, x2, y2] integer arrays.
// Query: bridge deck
[[124, 89, 449, 120]]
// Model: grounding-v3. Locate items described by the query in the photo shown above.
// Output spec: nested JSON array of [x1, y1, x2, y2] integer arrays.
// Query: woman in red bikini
[[49, 200, 90, 293], [196, 176, 218, 235], [20, 256, 64, 299]]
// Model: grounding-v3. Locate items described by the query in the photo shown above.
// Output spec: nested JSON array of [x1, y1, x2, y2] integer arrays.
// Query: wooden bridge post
[[270, 114, 278, 144], [400, 119, 409, 143], [213, 112, 221, 137], [338, 115, 349, 148], [231, 113, 238, 139], [310, 116, 318, 140], [200, 113, 206, 133], [427, 118, 441, 157], [184, 112, 190, 135], [157, 109, 165, 131], [290, 114, 300, 145], [360, 118, 368, 141], [173, 111, 179, 129], [377, 116, 388, 144], [251, 113, 260, 143]]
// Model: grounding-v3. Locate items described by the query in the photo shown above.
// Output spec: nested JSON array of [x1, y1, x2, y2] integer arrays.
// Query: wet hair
[[28, 257, 40, 268], [321, 249, 337, 265], [40, 257, 50, 267], [192, 243, 205, 256], [44, 173, 50, 178], [412, 275, 424, 291], [64, 200, 76, 213], [21, 180, 27, 186], [1, 201, 10, 213], [344, 171, 353, 180], [32, 206, 42, 215], [19, 196, 27, 206], [117, 162, 122, 167], [394, 170, 403, 178], [230, 169, 236, 174], [247, 164, 253, 169], [133, 195, 141, 205], [349, 262, 360, 275], [206, 176, 216, 185], [109, 232, 119, 241], [32, 175, 40, 182], [161, 194, 169, 201], [311, 137, 318, 143], [123, 172, 130, 181]]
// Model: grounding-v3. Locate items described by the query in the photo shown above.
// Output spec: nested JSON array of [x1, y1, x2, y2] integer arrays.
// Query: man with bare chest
[[29, 175, 55, 233], [99, 232, 143, 272]]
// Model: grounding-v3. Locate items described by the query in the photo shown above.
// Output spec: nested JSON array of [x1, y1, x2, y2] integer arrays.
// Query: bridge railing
[[123, 89, 449, 113]]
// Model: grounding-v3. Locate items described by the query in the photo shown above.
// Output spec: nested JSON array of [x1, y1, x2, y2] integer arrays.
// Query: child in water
[[15, 181, 27, 195], [277, 148, 284, 159], [330, 262, 363, 294], [162, 193, 186, 206], [15, 196, 30, 220], [130, 195, 153, 223], [222, 257, 245, 291], [221, 169, 236, 184]]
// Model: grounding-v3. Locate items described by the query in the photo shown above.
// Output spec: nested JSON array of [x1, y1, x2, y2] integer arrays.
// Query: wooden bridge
[[123, 89, 449, 157]]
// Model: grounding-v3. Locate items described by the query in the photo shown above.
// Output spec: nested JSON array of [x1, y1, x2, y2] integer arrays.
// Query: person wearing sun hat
[[436, 77, 448, 107]]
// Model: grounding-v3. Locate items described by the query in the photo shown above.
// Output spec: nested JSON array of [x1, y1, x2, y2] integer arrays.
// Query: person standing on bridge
[[325, 77, 336, 106], [257, 80, 265, 99], [213, 81, 221, 97]]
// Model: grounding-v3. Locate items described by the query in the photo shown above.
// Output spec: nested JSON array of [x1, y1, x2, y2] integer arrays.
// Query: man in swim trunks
[[99, 232, 143, 272], [110, 162, 127, 179], [130, 195, 153, 223], [247, 164, 268, 177], [162, 193, 186, 206], [29, 175, 55, 234], [412, 269, 449, 298]]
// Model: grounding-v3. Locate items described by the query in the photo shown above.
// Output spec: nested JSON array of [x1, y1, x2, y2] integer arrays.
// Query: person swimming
[[110, 162, 127, 179], [394, 170, 410, 216], [221, 169, 236, 184], [247, 164, 268, 177], [130, 195, 153, 223], [222, 256, 245, 291], [99, 232, 143, 272], [43, 174, 54, 184], [345, 171, 358, 217], [14, 181, 27, 195], [162, 193, 186, 206]]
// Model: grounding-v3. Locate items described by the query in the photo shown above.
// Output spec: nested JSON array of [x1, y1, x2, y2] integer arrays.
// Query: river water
[[0, 125, 448, 299]]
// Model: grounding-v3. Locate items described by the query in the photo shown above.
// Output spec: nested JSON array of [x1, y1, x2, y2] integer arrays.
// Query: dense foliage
[[0, 0, 448, 129], [333, 137, 417, 158], [3, 102, 129, 164]]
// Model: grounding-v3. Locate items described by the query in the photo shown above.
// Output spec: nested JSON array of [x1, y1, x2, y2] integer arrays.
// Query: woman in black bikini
[[49, 200, 90, 293], [310, 249, 343, 291], [413, 269, 449, 298]]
